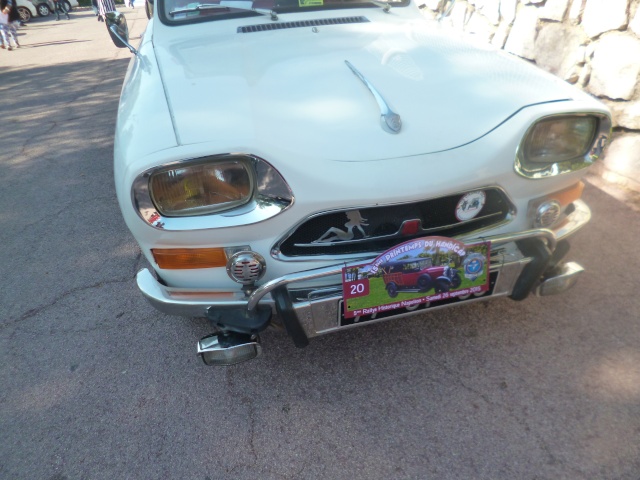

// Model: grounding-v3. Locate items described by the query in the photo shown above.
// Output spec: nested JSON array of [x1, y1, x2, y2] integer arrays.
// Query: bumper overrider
[[137, 200, 591, 365]]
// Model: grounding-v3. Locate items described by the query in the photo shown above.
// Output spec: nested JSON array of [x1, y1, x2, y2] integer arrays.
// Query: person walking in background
[[2, 0, 22, 27], [0, 0, 20, 50], [0, 15, 19, 50], [96, 0, 116, 22], [52, 0, 70, 20], [127, 0, 134, 8]]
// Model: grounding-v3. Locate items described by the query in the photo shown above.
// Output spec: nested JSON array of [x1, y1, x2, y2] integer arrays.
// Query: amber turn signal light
[[550, 181, 584, 208], [152, 248, 228, 270]]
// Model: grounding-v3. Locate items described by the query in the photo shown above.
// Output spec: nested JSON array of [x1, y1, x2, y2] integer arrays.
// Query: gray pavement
[[1, 8, 640, 480]]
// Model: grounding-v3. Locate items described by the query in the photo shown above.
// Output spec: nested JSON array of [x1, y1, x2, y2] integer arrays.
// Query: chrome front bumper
[[137, 200, 591, 343]]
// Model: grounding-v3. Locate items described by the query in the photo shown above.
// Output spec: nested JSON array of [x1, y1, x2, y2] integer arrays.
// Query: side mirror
[[105, 12, 138, 55], [145, 0, 154, 19]]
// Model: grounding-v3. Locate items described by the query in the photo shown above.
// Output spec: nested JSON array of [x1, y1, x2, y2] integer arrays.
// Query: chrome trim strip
[[137, 268, 275, 318], [345, 60, 402, 134], [131, 153, 294, 231]]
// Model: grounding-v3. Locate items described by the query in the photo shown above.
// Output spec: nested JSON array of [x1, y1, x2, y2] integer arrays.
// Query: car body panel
[[150, 10, 587, 161]]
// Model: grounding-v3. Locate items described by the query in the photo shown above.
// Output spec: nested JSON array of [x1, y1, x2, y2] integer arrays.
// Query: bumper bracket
[[510, 238, 552, 301], [206, 304, 272, 335], [273, 286, 309, 348]]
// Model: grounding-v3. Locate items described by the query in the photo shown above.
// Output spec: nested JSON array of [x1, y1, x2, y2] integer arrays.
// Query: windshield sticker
[[299, 0, 323, 6], [342, 236, 490, 319]]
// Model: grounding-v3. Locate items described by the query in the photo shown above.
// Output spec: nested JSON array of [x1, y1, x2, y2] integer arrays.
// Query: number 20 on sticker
[[345, 279, 370, 299]]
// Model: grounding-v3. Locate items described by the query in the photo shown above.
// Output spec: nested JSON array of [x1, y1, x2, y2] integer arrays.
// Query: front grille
[[237, 16, 370, 33], [277, 188, 512, 257]]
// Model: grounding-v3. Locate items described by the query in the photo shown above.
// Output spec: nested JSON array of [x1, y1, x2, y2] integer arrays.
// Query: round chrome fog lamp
[[226, 251, 266, 285], [535, 200, 561, 228]]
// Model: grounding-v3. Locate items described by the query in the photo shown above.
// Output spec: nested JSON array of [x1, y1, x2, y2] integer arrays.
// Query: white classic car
[[106, 0, 611, 365]]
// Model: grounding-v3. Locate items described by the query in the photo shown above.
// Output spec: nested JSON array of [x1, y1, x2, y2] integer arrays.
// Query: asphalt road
[[1, 8, 640, 480]]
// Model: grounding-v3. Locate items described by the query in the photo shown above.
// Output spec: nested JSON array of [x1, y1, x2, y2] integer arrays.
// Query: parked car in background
[[105, 0, 612, 366], [30, 0, 78, 16], [17, 0, 38, 22]]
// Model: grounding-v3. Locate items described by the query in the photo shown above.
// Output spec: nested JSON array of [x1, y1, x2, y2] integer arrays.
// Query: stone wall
[[421, 0, 640, 194]]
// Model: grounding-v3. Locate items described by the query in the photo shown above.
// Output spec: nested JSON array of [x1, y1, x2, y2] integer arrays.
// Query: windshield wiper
[[169, 3, 278, 20], [342, 0, 392, 13], [369, 0, 391, 12]]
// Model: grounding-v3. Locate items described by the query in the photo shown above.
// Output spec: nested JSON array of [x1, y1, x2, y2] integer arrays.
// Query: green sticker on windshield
[[299, 0, 323, 6]]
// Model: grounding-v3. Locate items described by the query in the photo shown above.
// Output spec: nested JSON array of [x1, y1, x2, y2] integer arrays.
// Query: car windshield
[[160, 0, 409, 25]]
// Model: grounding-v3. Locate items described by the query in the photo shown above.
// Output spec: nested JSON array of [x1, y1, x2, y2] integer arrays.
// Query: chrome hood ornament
[[345, 60, 402, 134]]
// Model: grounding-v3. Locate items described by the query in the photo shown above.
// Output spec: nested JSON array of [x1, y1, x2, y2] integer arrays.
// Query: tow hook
[[198, 332, 262, 366]]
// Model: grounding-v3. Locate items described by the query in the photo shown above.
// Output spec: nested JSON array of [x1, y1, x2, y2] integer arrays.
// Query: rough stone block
[[504, 5, 539, 59], [478, 0, 500, 25], [534, 23, 588, 78], [466, 11, 496, 41], [600, 133, 640, 188], [581, 0, 629, 38], [604, 101, 640, 130], [588, 33, 640, 100], [630, 6, 640, 36], [499, 0, 518, 24], [491, 21, 511, 48], [540, 0, 570, 22], [577, 62, 591, 87], [446, 0, 471, 30], [569, 0, 584, 23]]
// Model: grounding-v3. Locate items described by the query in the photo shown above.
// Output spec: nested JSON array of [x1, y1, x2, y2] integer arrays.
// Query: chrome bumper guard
[[137, 200, 591, 344]]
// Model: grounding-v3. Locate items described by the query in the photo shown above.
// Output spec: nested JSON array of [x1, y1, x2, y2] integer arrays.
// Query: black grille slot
[[237, 16, 370, 33], [278, 189, 512, 257]]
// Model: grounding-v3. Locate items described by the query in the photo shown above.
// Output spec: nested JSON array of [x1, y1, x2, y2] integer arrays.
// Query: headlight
[[524, 116, 596, 163], [516, 113, 611, 179], [149, 159, 254, 217], [132, 154, 294, 230]]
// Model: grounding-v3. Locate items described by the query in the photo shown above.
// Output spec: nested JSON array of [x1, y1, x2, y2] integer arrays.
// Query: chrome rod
[[345, 60, 402, 134]]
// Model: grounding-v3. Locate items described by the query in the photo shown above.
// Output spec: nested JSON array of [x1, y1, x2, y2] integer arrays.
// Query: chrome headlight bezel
[[132, 154, 294, 231], [515, 113, 612, 179]]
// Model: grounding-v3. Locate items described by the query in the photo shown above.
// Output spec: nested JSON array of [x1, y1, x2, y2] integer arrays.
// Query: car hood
[[153, 14, 577, 161]]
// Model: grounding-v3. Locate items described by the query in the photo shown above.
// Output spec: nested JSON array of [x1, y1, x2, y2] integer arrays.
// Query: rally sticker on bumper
[[341, 236, 490, 319]]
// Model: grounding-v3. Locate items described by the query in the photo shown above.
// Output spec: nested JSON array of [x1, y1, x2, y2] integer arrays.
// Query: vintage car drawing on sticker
[[105, 0, 612, 365], [380, 258, 461, 297]]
